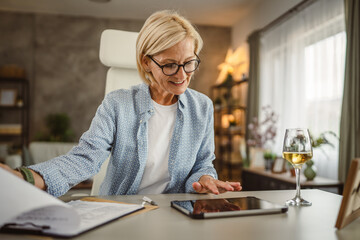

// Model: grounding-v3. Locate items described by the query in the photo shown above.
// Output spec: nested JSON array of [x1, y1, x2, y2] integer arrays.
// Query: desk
[[242, 168, 344, 194], [1, 190, 359, 240]]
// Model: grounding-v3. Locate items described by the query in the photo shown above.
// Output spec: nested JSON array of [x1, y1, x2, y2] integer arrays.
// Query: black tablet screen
[[171, 196, 287, 218]]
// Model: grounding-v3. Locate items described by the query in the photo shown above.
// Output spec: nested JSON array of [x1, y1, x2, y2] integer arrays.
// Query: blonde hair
[[136, 10, 203, 84]]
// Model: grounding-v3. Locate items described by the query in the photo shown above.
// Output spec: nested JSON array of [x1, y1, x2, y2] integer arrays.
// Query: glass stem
[[295, 167, 301, 199]]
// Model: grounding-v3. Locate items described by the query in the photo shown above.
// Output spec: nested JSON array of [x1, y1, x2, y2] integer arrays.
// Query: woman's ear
[[141, 54, 151, 72]]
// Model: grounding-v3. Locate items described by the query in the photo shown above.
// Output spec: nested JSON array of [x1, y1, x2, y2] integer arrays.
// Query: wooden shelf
[[0, 77, 28, 83], [0, 106, 26, 110], [215, 127, 244, 136], [211, 78, 248, 89], [0, 76, 29, 147], [242, 167, 344, 194], [214, 105, 247, 112], [211, 77, 248, 179], [0, 133, 22, 136]]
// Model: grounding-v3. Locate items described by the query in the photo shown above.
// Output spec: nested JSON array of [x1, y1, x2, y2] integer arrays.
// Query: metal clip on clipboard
[[1, 222, 50, 235]]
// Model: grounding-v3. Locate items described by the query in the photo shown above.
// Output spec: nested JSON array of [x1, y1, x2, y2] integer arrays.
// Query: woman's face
[[144, 37, 197, 105]]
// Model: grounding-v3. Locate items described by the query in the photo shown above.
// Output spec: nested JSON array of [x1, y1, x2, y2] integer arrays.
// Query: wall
[[231, 0, 302, 56], [191, 26, 231, 95], [0, 11, 231, 141]]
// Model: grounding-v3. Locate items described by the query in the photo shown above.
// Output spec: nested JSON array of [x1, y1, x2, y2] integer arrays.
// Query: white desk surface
[[1, 189, 359, 240]]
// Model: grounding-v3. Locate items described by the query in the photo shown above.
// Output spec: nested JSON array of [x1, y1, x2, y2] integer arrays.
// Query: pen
[[142, 196, 158, 206]]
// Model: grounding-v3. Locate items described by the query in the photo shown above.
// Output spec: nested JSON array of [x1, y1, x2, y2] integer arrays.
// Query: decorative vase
[[264, 158, 273, 171], [304, 160, 317, 181]]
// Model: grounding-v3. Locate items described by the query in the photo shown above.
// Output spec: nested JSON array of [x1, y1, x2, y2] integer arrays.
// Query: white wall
[[231, 0, 302, 49]]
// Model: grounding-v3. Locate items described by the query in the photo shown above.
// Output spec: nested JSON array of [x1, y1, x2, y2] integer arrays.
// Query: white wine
[[282, 152, 313, 165], [282, 128, 313, 206]]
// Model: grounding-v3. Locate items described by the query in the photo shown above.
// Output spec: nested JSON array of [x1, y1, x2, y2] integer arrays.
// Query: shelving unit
[[0, 77, 30, 148], [242, 168, 343, 194], [211, 77, 248, 179]]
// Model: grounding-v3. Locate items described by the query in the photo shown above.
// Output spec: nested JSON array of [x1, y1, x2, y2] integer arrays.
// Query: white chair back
[[29, 142, 77, 164], [91, 29, 142, 195]]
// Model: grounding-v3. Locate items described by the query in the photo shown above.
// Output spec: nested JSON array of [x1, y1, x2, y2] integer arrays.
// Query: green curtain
[[245, 30, 261, 166], [338, 0, 360, 182]]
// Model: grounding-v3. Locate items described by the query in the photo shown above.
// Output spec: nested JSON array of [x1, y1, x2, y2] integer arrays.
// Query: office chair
[[91, 29, 142, 195]]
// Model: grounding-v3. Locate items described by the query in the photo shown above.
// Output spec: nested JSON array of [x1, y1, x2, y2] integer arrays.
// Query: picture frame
[[0, 89, 17, 106], [335, 158, 360, 229], [249, 147, 265, 169], [272, 157, 287, 173]]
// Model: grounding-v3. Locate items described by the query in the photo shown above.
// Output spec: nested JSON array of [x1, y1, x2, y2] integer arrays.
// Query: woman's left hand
[[192, 175, 242, 195]]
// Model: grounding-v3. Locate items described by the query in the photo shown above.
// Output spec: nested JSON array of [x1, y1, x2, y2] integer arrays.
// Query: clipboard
[[0, 168, 158, 238], [1, 199, 146, 238], [1, 197, 158, 238]]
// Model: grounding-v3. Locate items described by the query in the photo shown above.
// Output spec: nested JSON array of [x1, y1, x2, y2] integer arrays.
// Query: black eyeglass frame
[[147, 54, 201, 76]]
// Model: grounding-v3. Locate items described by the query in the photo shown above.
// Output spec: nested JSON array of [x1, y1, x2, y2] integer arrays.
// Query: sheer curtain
[[259, 0, 346, 180]]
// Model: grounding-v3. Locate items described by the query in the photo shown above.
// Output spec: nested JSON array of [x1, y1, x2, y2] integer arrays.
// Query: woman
[[0, 10, 241, 197]]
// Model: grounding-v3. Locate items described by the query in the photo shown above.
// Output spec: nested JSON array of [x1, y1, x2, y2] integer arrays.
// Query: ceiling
[[0, 0, 261, 27]]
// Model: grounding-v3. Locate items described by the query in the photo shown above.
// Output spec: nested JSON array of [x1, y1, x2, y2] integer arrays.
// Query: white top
[[137, 100, 177, 194]]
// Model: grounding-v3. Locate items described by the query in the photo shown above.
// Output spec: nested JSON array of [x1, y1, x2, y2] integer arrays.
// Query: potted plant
[[263, 151, 277, 171], [303, 131, 338, 181], [35, 113, 75, 142]]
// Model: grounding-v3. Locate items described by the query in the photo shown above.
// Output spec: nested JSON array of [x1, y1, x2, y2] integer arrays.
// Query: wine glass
[[282, 128, 313, 206]]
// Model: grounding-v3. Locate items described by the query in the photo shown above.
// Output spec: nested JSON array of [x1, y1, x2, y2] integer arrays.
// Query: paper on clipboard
[[0, 168, 145, 237], [80, 197, 159, 215]]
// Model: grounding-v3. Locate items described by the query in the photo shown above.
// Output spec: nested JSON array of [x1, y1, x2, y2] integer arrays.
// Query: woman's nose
[[175, 66, 188, 79]]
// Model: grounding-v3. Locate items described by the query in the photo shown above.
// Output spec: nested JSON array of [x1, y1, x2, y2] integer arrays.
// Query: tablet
[[171, 196, 288, 219]]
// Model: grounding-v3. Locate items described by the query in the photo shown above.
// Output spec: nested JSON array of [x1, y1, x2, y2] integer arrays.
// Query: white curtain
[[259, 0, 346, 180]]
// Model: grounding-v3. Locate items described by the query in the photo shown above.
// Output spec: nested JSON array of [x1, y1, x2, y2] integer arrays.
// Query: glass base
[[286, 197, 312, 206]]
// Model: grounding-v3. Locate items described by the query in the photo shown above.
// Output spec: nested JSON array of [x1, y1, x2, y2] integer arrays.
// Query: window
[[259, 0, 346, 179]]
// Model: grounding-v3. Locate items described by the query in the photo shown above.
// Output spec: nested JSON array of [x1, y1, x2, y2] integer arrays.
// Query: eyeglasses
[[147, 54, 201, 76]]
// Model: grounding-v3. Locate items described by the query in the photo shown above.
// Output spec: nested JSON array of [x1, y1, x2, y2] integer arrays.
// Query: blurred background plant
[[35, 113, 75, 142], [264, 151, 277, 160], [310, 130, 338, 150], [303, 131, 339, 180], [263, 150, 277, 170], [247, 105, 278, 149]]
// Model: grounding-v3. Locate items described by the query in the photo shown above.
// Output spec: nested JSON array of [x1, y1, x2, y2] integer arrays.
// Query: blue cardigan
[[30, 83, 217, 197]]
